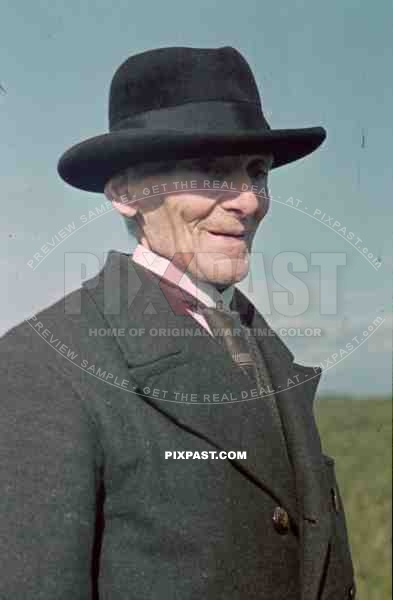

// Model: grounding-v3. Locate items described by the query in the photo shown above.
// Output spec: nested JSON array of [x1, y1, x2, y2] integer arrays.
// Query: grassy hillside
[[314, 397, 392, 600]]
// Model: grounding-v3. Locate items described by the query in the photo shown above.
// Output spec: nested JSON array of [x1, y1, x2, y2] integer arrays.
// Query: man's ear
[[104, 176, 139, 218], [111, 197, 139, 218]]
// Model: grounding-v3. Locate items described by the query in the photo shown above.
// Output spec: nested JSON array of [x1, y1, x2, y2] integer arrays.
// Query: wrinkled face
[[109, 153, 274, 288]]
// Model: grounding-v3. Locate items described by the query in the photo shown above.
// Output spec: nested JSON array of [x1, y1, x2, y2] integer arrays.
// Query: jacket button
[[272, 506, 290, 534], [331, 487, 340, 513], [348, 582, 356, 598]]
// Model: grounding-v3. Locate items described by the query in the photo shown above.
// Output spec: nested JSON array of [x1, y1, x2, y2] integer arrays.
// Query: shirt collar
[[130, 243, 235, 310]]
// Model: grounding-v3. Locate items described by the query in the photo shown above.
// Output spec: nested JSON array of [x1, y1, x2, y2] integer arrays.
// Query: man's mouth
[[207, 230, 247, 240]]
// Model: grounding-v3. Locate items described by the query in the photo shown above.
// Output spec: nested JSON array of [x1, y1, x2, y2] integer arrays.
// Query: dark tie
[[200, 301, 274, 396], [178, 289, 274, 399], [200, 301, 286, 435]]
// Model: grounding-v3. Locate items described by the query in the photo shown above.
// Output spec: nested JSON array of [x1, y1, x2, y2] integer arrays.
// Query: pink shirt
[[130, 243, 235, 337]]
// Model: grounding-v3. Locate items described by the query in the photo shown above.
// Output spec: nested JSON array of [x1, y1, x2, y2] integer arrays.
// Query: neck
[[215, 283, 230, 293]]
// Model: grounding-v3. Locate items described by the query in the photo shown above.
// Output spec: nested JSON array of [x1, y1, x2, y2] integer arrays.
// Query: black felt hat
[[57, 46, 326, 193]]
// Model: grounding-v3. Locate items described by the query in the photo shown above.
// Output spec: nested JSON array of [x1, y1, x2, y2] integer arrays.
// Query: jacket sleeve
[[0, 335, 102, 600]]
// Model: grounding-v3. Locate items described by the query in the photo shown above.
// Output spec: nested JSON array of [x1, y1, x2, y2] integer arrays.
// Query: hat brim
[[57, 127, 326, 193]]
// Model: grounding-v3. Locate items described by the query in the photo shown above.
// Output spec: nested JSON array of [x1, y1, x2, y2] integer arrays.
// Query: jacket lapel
[[233, 287, 332, 600], [84, 250, 330, 600]]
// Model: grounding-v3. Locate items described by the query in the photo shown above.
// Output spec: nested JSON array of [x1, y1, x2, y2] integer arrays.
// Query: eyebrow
[[248, 156, 274, 171], [249, 154, 274, 168]]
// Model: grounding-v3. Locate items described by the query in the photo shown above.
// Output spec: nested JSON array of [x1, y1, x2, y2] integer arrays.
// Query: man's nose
[[220, 180, 269, 221], [219, 166, 267, 216], [221, 190, 261, 216]]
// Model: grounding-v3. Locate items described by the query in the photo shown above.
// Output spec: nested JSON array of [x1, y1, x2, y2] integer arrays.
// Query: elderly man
[[0, 46, 356, 599]]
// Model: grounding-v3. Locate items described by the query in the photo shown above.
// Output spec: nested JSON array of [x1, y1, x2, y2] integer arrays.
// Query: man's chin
[[196, 259, 250, 287]]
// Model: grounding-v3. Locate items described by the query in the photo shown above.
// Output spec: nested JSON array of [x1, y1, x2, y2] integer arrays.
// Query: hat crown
[[57, 45, 326, 193], [109, 46, 264, 131]]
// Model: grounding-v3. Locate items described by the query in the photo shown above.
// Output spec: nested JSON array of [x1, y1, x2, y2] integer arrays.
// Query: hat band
[[110, 100, 270, 133]]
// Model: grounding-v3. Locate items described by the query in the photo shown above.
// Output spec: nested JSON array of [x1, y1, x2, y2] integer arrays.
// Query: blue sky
[[1, 0, 391, 396]]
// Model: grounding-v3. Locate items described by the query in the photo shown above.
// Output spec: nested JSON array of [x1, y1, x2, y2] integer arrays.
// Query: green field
[[314, 396, 392, 600]]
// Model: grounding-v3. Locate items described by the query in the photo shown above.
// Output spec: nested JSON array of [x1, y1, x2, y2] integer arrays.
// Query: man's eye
[[247, 160, 268, 179]]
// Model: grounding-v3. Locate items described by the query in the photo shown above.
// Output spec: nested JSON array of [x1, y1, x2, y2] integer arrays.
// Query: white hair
[[103, 160, 180, 242]]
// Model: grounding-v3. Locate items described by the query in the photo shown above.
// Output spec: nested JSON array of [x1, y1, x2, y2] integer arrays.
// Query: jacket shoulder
[[0, 284, 98, 365]]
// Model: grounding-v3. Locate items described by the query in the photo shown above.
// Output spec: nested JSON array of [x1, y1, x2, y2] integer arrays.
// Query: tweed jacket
[[0, 249, 356, 600]]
